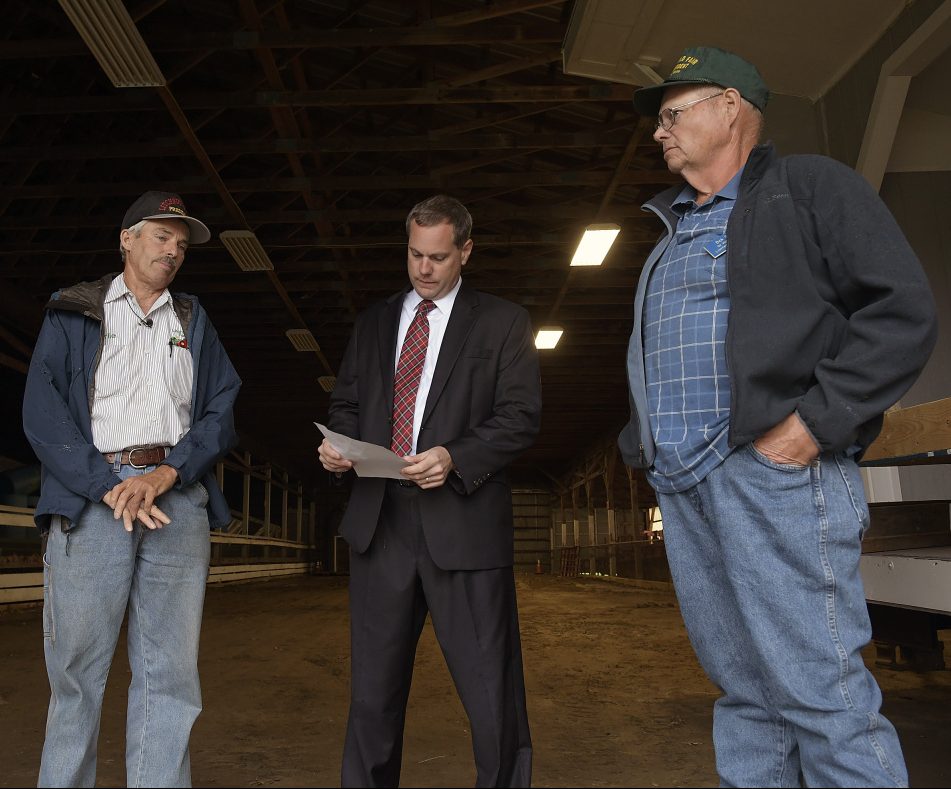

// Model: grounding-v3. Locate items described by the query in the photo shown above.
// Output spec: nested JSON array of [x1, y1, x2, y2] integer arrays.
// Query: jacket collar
[[643, 142, 777, 222], [47, 272, 195, 333]]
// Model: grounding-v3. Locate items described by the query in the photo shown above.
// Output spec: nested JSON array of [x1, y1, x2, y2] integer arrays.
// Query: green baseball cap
[[632, 46, 769, 117]]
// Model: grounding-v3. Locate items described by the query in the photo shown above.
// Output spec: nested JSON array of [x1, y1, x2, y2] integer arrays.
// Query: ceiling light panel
[[221, 230, 275, 271], [286, 329, 321, 353], [59, 0, 166, 88]]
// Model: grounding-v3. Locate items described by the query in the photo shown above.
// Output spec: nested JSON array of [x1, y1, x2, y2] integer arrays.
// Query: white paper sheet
[[315, 423, 410, 479]]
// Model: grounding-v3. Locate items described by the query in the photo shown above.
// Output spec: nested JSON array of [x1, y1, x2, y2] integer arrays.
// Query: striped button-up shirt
[[643, 169, 742, 493], [91, 275, 193, 453]]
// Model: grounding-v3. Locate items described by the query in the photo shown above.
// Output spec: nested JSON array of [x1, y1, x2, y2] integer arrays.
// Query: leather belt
[[103, 446, 171, 468]]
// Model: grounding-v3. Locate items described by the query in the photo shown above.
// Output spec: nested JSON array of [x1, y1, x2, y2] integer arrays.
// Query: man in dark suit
[[318, 194, 541, 788]]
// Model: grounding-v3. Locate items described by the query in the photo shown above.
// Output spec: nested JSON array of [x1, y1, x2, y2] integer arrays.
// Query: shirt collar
[[404, 275, 462, 316], [106, 274, 171, 312], [672, 166, 745, 213]]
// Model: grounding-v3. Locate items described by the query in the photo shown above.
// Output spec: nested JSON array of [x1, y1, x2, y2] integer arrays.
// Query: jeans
[[39, 465, 211, 788], [658, 445, 907, 788]]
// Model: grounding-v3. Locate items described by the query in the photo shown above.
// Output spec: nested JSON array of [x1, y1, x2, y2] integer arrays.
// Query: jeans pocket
[[834, 454, 871, 534], [192, 481, 209, 508], [42, 552, 54, 643], [747, 443, 811, 472]]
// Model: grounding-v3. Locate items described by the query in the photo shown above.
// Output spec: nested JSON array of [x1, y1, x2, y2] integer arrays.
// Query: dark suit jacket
[[328, 283, 542, 571]]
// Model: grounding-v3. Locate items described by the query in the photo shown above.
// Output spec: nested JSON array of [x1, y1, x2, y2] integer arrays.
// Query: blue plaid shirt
[[643, 169, 743, 493]]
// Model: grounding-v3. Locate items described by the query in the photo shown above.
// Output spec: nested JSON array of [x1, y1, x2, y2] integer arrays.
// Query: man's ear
[[460, 238, 473, 266], [722, 87, 742, 124]]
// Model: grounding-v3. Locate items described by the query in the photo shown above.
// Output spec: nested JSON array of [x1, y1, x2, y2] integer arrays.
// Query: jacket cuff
[[89, 475, 121, 504], [795, 400, 858, 453], [793, 410, 822, 454]]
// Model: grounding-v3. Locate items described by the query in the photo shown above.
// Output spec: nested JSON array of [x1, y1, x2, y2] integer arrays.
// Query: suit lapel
[[421, 284, 479, 425], [378, 290, 406, 419]]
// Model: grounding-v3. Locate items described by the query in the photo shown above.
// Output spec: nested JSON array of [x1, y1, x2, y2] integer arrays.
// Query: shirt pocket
[[164, 342, 194, 406]]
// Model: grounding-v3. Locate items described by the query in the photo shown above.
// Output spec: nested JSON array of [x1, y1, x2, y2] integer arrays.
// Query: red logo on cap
[[159, 197, 186, 216]]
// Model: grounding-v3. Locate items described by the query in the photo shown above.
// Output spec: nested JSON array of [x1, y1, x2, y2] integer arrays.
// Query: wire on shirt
[[124, 294, 153, 328]]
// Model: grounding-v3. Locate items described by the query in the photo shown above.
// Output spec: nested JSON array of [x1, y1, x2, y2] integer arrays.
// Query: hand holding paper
[[315, 423, 411, 479]]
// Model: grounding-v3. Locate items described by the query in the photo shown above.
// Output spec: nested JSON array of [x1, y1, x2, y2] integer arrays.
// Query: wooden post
[[281, 470, 289, 542], [309, 499, 317, 571], [212, 461, 224, 565], [585, 477, 596, 575], [627, 465, 642, 580], [605, 447, 617, 577], [570, 485, 581, 548], [296, 482, 304, 544], [263, 464, 273, 560], [242, 451, 251, 562], [263, 465, 273, 537]]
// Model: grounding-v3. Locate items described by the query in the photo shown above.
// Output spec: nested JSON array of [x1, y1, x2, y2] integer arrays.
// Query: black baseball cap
[[121, 190, 211, 244], [633, 46, 769, 117]]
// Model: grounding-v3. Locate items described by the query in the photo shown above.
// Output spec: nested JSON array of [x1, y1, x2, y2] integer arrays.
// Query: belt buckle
[[127, 447, 150, 469]]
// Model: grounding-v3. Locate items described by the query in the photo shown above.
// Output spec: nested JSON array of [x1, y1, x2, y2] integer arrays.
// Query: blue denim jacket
[[22, 273, 241, 532]]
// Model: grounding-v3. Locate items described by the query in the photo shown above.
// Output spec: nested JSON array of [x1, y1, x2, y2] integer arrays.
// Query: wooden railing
[[0, 451, 321, 604]]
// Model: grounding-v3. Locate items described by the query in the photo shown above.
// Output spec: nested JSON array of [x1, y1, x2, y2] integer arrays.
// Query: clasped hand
[[102, 465, 178, 532]]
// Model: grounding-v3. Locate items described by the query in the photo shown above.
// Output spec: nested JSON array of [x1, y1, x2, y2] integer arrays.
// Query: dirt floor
[[2, 573, 951, 788]]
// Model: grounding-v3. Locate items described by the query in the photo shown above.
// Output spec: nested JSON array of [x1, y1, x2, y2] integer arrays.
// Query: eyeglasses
[[655, 91, 724, 131]]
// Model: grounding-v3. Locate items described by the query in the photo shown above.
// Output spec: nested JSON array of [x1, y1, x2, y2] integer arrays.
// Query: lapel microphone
[[125, 294, 153, 328]]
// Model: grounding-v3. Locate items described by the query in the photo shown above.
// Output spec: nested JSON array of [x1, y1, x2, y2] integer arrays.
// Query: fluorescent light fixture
[[220, 230, 275, 271], [318, 376, 337, 393], [286, 329, 321, 352], [570, 223, 620, 266], [534, 327, 564, 350], [58, 0, 166, 88]]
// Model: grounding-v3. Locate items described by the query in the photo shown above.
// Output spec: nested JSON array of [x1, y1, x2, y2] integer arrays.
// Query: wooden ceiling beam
[[240, 0, 359, 323], [430, 148, 544, 176], [428, 0, 565, 27], [430, 47, 563, 88], [0, 229, 658, 255], [5, 169, 676, 198], [10, 84, 634, 115], [0, 202, 650, 229], [597, 118, 655, 218], [0, 130, 638, 161], [430, 102, 571, 136], [0, 23, 566, 60]]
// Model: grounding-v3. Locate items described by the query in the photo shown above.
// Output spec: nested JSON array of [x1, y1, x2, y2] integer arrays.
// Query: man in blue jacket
[[23, 191, 241, 788], [620, 48, 937, 786]]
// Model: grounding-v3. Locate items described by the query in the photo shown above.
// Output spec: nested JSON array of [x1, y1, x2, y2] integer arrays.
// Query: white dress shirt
[[393, 276, 461, 454], [91, 275, 193, 453]]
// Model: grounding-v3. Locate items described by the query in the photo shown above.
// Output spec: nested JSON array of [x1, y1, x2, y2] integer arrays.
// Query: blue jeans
[[39, 465, 211, 788], [658, 445, 907, 788]]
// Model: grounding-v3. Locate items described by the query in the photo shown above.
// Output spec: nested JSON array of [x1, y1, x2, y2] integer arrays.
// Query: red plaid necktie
[[391, 299, 436, 456]]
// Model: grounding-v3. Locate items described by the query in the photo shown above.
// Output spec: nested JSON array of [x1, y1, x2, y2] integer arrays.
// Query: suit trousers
[[341, 481, 532, 788]]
